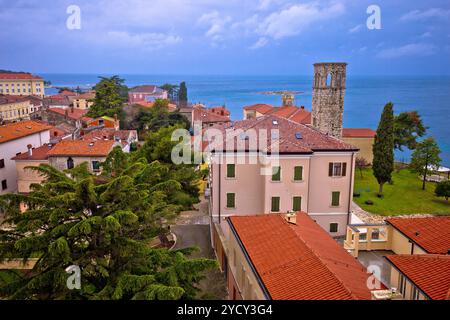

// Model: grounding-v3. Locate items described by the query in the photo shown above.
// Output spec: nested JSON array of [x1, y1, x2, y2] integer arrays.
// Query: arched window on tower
[[326, 73, 332, 87]]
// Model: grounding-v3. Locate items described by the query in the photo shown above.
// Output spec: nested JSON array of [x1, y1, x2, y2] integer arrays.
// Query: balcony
[[344, 223, 391, 258]]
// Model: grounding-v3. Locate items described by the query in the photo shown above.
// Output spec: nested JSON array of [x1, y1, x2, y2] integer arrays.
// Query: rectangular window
[[328, 162, 347, 177], [226, 193, 235, 208], [294, 166, 303, 181], [271, 197, 280, 212], [331, 192, 340, 206], [1, 179, 7, 190], [226, 164, 235, 178], [329, 223, 338, 233], [0, 159, 4, 168], [92, 161, 100, 172], [272, 166, 281, 181], [293, 196, 302, 211]]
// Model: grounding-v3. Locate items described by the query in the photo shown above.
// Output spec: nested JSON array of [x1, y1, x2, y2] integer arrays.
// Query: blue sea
[[40, 74, 450, 166]]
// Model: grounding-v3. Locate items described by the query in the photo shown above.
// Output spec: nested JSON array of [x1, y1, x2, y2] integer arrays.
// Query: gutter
[[347, 151, 355, 225], [228, 218, 272, 300]]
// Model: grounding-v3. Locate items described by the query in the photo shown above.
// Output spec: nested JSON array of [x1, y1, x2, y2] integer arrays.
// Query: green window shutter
[[294, 166, 303, 181], [272, 166, 281, 181], [271, 197, 280, 212], [331, 192, 340, 206], [329, 163, 333, 176], [342, 162, 347, 176], [227, 164, 235, 178], [227, 193, 235, 208], [329, 223, 338, 233], [293, 196, 302, 211]]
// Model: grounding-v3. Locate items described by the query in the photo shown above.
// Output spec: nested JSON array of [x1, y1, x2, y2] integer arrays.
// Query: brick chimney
[[27, 144, 33, 156], [301, 105, 305, 110]]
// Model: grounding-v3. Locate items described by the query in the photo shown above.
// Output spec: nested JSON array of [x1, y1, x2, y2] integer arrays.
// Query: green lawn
[[353, 168, 450, 216]]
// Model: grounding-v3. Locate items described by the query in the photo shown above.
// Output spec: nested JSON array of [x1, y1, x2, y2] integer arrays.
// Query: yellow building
[[0, 72, 45, 97], [73, 91, 95, 110], [0, 95, 35, 122], [342, 128, 376, 164]]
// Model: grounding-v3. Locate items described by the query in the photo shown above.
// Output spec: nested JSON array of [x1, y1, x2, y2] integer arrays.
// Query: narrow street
[[172, 196, 227, 300]]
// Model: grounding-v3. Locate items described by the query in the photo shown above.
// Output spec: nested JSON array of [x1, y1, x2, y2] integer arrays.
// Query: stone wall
[[311, 63, 347, 139]]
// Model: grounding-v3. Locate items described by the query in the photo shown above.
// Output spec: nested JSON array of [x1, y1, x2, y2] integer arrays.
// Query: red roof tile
[[207, 115, 357, 153], [228, 213, 372, 300], [129, 85, 158, 93], [385, 254, 450, 300], [386, 216, 450, 254], [48, 107, 93, 122], [0, 73, 43, 80], [0, 120, 52, 144], [287, 107, 311, 124], [12, 143, 55, 161], [342, 128, 376, 138], [193, 107, 231, 123], [243, 104, 274, 114], [270, 106, 298, 118], [82, 129, 137, 142], [0, 94, 31, 105], [47, 140, 114, 157]]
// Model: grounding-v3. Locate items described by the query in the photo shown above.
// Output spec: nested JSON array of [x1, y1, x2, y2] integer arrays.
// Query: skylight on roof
[[295, 133, 302, 139], [272, 120, 278, 125]]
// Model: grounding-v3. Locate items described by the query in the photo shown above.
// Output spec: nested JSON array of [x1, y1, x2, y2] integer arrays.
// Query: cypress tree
[[372, 102, 394, 195], [178, 82, 187, 107]]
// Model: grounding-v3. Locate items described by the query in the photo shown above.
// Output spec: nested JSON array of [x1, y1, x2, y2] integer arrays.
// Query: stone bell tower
[[311, 62, 347, 139]]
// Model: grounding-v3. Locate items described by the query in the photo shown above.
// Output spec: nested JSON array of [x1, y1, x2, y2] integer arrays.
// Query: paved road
[[172, 198, 227, 299]]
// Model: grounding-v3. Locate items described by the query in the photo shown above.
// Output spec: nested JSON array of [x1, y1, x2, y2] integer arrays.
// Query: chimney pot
[[285, 211, 297, 225], [27, 144, 33, 156], [301, 105, 305, 110]]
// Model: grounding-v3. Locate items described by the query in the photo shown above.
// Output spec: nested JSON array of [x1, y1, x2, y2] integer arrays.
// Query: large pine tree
[[372, 102, 395, 195], [0, 153, 216, 299]]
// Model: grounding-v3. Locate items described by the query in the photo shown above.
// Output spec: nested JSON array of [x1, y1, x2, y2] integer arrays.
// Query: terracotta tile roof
[[0, 94, 31, 105], [0, 120, 52, 144], [193, 107, 231, 123], [74, 92, 95, 100], [385, 254, 450, 300], [82, 129, 137, 142], [270, 106, 298, 118], [386, 216, 450, 254], [12, 143, 55, 161], [0, 72, 43, 80], [48, 107, 93, 122], [287, 107, 312, 124], [243, 103, 274, 114], [47, 139, 114, 157], [228, 213, 372, 300], [135, 100, 177, 111], [342, 128, 376, 138], [207, 115, 357, 153], [129, 85, 159, 93], [210, 106, 230, 117]]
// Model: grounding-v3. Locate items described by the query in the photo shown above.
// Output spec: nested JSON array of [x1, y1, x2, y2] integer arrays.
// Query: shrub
[[353, 192, 361, 197], [376, 193, 384, 198], [365, 200, 374, 205], [435, 180, 450, 202]]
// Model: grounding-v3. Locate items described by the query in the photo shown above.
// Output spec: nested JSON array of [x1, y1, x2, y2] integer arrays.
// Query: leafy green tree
[[435, 180, 450, 201], [394, 111, 427, 151], [372, 102, 395, 195], [88, 76, 127, 118], [410, 137, 441, 190], [128, 99, 190, 132], [58, 87, 74, 93], [178, 82, 187, 106], [0, 160, 216, 300], [135, 125, 201, 207]]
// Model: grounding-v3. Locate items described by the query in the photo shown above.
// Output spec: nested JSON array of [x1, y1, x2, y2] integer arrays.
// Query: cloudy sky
[[0, 0, 449, 75]]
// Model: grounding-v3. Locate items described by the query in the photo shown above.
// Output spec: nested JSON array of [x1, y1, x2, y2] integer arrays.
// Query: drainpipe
[[347, 152, 355, 225]]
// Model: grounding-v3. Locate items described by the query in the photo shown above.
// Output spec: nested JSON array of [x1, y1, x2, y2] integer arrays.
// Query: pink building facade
[[207, 115, 358, 238]]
